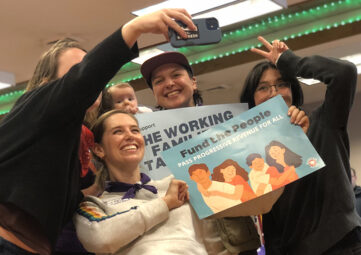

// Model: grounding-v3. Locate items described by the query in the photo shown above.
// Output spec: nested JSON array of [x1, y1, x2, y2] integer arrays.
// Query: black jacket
[[263, 50, 361, 255], [0, 27, 138, 248]]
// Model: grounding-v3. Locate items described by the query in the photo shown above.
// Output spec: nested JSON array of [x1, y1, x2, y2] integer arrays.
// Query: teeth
[[122, 145, 137, 151], [167, 91, 180, 97]]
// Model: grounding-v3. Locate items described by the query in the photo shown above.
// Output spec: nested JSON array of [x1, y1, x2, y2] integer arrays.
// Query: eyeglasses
[[255, 82, 291, 94]]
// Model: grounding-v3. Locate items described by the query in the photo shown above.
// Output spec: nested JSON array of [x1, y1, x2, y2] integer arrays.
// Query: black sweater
[[0, 27, 138, 248], [263, 50, 361, 254]]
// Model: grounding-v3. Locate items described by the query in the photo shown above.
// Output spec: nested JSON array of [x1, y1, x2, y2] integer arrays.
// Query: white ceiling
[[0, 0, 168, 83], [0, 0, 360, 109]]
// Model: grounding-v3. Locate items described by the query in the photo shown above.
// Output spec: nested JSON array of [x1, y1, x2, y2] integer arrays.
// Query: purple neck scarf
[[105, 173, 157, 199]]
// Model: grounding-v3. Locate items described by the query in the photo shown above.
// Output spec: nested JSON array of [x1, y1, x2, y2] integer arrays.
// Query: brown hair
[[212, 159, 249, 182], [91, 109, 139, 189], [188, 163, 209, 176], [26, 38, 86, 92]]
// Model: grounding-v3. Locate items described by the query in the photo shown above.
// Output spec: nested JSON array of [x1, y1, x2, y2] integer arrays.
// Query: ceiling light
[[342, 53, 361, 68], [297, 77, 320, 86], [131, 48, 165, 65], [193, 0, 286, 27], [132, 0, 237, 17], [0, 71, 15, 90], [132, 0, 287, 27]]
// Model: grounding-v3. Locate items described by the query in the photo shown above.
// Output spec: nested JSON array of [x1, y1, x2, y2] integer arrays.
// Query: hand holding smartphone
[[169, 18, 222, 48]]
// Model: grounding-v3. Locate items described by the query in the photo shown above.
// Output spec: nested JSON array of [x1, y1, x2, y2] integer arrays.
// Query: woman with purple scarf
[[73, 109, 218, 255]]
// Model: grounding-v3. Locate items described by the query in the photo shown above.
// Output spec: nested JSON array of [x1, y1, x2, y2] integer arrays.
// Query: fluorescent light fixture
[[132, 0, 287, 27], [131, 48, 165, 65], [299, 53, 361, 85], [297, 77, 320, 86], [356, 65, 361, 75], [132, 0, 236, 17], [0, 71, 15, 90], [0, 82, 12, 90], [342, 53, 361, 75], [193, 0, 284, 27]]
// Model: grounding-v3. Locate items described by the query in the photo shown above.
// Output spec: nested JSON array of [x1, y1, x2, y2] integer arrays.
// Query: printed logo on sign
[[307, 158, 317, 167]]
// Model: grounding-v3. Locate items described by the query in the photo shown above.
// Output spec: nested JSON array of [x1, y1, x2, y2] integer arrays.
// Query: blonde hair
[[110, 82, 133, 90], [94, 164, 109, 191]]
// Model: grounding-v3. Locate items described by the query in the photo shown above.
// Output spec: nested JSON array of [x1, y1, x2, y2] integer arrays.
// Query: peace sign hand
[[251, 36, 289, 64]]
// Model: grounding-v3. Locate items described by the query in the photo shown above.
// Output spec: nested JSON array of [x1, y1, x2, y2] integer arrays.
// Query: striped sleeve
[[73, 196, 169, 253]]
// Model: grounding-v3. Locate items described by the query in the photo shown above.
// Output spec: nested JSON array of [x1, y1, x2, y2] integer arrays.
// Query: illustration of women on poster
[[211, 159, 256, 202], [265, 140, 302, 185]]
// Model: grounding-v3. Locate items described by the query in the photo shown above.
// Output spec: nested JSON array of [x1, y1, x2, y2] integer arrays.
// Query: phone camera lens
[[206, 18, 219, 30]]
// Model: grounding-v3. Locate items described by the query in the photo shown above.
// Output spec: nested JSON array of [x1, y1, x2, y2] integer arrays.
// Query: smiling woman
[[74, 109, 222, 255], [140, 51, 203, 109], [92, 111, 145, 183]]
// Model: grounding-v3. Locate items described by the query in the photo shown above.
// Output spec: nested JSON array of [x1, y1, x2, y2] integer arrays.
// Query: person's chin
[[164, 102, 184, 109], [165, 98, 188, 109], [122, 155, 142, 163]]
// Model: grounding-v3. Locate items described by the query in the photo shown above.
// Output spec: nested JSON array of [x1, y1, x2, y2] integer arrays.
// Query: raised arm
[[42, 9, 196, 122], [252, 36, 357, 128], [278, 50, 357, 128]]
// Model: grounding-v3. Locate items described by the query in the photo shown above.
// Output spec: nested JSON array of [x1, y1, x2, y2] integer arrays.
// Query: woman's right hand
[[163, 179, 189, 210], [122, 8, 196, 48]]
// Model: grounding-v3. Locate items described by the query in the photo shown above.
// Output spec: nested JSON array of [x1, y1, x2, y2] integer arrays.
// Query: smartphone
[[169, 18, 222, 48]]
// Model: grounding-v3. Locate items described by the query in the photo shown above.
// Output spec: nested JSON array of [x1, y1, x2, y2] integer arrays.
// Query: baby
[[99, 83, 152, 115]]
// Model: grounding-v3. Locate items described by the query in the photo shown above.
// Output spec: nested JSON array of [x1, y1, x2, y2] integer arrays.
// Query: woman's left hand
[[163, 179, 189, 210], [288, 105, 309, 133]]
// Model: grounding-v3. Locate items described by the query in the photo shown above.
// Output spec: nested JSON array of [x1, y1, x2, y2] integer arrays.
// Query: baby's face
[[110, 86, 139, 114]]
